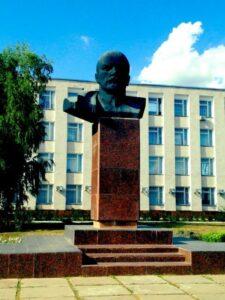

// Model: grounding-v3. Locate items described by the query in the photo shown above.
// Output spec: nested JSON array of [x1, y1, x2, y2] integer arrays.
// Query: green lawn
[[150, 222, 225, 240], [152, 222, 225, 234]]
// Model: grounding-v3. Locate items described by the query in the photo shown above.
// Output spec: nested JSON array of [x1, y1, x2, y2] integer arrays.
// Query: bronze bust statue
[[63, 51, 145, 122]]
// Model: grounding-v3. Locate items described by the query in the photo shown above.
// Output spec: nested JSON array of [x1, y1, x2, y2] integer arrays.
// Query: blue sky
[[1, 0, 225, 87]]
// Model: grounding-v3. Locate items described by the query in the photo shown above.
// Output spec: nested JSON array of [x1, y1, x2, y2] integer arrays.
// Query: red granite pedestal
[[91, 118, 140, 228], [63, 117, 180, 276]]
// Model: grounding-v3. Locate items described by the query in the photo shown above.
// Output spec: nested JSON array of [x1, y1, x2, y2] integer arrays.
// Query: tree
[[0, 45, 53, 230]]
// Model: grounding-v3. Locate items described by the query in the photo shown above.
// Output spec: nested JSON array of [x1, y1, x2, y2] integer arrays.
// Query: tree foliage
[[0, 45, 53, 229]]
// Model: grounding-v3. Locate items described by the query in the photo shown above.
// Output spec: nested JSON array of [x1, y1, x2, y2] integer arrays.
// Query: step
[[83, 252, 185, 264], [79, 244, 179, 254], [81, 261, 192, 276]]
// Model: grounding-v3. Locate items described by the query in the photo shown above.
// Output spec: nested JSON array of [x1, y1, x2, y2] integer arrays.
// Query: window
[[39, 90, 55, 109], [67, 154, 82, 173], [175, 128, 188, 146], [176, 187, 189, 205], [202, 188, 215, 206], [175, 157, 189, 175], [200, 100, 212, 118], [149, 187, 163, 205], [149, 157, 163, 175], [38, 153, 54, 172], [66, 185, 82, 205], [200, 129, 212, 147], [201, 158, 213, 176], [43, 122, 54, 141], [175, 99, 187, 117], [67, 123, 83, 142], [149, 98, 162, 115], [149, 127, 162, 145], [37, 184, 53, 205]]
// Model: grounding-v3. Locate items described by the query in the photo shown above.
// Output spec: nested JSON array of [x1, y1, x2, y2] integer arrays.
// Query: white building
[[27, 79, 225, 213]]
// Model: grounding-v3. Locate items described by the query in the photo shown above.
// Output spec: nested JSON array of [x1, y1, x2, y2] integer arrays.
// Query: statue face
[[95, 52, 130, 93]]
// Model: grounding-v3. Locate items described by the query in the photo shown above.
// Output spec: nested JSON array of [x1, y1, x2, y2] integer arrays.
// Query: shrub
[[14, 208, 33, 231], [200, 232, 225, 242]]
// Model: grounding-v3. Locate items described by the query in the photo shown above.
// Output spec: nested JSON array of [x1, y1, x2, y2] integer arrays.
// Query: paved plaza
[[1, 274, 225, 299]]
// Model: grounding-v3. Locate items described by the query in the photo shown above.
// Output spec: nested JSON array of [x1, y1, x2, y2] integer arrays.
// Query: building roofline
[[51, 77, 225, 92]]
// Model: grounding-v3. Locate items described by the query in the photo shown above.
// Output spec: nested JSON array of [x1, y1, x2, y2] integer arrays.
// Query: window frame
[[201, 158, 214, 176], [175, 187, 189, 206], [148, 97, 162, 116], [66, 153, 83, 173], [200, 129, 213, 147], [39, 90, 55, 110], [175, 128, 188, 146], [174, 99, 187, 117], [67, 123, 83, 142], [149, 156, 163, 175], [202, 187, 215, 206], [149, 186, 163, 206], [43, 122, 54, 141], [38, 152, 54, 173], [175, 157, 189, 176], [149, 127, 162, 145], [36, 184, 53, 205], [200, 100, 212, 118], [66, 184, 82, 205]]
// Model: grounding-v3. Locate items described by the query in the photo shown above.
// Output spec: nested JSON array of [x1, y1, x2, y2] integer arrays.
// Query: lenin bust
[[63, 51, 146, 123]]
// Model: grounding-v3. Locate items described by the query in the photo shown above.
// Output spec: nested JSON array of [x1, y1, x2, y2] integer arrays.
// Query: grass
[[149, 222, 225, 241]]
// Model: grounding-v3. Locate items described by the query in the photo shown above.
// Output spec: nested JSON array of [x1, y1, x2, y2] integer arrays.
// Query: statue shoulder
[[82, 91, 98, 104], [124, 95, 146, 118], [63, 90, 99, 122], [125, 95, 145, 108]]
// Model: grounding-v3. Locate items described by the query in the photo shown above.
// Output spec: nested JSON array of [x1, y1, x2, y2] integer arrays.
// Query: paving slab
[[0, 278, 18, 288], [178, 283, 225, 294], [138, 295, 194, 300], [193, 294, 225, 300], [0, 235, 79, 254], [74, 284, 131, 297], [206, 274, 225, 284], [163, 275, 213, 284], [0, 288, 17, 299], [21, 278, 69, 287], [126, 283, 184, 295], [81, 296, 137, 300], [21, 298, 75, 300], [174, 237, 225, 251], [20, 285, 74, 298], [70, 276, 119, 286], [116, 275, 166, 285]]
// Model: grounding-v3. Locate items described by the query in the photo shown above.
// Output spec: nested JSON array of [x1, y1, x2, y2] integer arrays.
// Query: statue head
[[95, 51, 130, 95]]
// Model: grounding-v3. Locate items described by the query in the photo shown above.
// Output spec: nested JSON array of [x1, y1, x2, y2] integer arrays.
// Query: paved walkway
[[1, 274, 225, 300], [174, 237, 225, 251]]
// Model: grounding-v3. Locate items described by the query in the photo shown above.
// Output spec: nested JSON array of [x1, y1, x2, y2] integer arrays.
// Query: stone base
[[2, 231, 225, 277], [65, 225, 173, 245]]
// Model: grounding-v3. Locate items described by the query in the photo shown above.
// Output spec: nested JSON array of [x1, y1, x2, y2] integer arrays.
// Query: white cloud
[[138, 21, 225, 88], [80, 35, 91, 47]]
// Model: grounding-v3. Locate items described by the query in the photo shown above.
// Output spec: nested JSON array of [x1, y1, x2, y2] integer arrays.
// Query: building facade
[[27, 79, 225, 212]]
